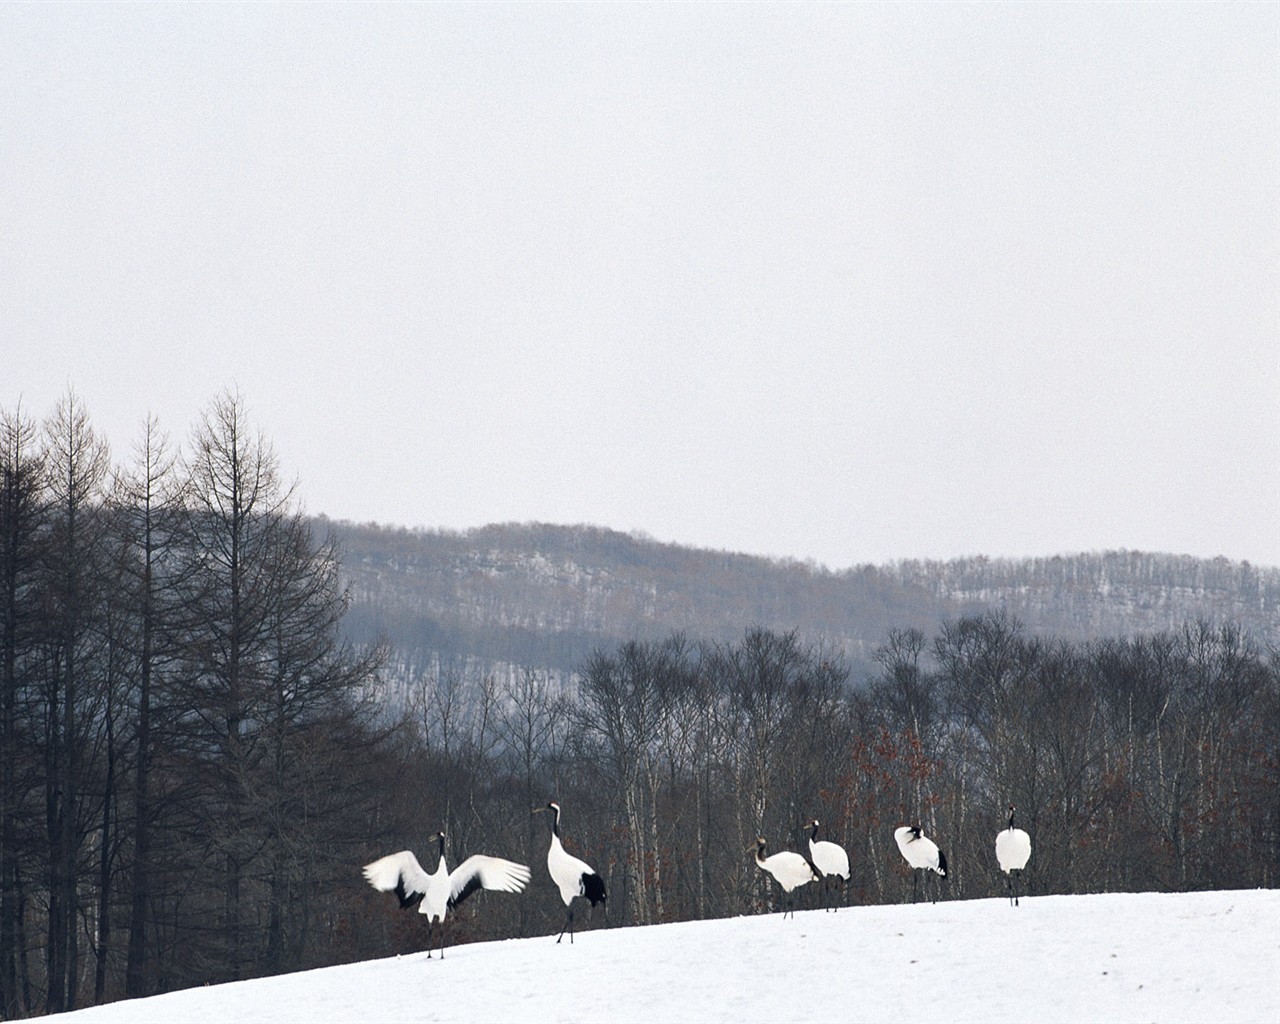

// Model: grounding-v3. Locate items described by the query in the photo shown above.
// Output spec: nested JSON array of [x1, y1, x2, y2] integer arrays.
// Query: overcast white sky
[[4, 3, 1277, 568]]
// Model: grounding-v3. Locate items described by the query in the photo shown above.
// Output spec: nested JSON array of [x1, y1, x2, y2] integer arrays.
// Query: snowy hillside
[[39, 889, 1279, 1024], [332, 521, 1280, 691]]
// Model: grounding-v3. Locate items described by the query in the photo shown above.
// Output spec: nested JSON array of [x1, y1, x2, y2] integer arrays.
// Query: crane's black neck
[[1007, 807, 1017, 829], [546, 805, 561, 838], [436, 831, 447, 862]]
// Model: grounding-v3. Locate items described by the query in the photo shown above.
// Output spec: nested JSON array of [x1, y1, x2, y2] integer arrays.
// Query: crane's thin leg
[[558, 905, 574, 944]]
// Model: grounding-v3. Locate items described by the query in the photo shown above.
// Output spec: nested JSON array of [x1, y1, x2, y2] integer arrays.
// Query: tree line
[[388, 613, 1277, 944], [0, 391, 390, 1017], [2, 391, 1277, 1017]]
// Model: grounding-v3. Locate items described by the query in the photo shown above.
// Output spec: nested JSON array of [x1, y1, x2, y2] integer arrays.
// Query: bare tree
[[37, 390, 112, 1013], [496, 667, 565, 934], [575, 641, 660, 924], [164, 391, 391, 983], [176, 390, 296, 981], [0, 405, 44, 1018], [104, 415, 188, 999]]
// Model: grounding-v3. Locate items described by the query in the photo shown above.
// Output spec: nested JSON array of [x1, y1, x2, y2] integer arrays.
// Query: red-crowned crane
[[533, 801, 607, 943], [753, 836, 820, 919], [893, 824, 947, 904], [995, 804, 1032, 906], [803, 820, 850, 912], [362, 831, 531, 958]]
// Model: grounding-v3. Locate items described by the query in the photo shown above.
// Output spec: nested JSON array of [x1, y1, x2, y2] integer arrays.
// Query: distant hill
[[323, 518, 1280, 693]]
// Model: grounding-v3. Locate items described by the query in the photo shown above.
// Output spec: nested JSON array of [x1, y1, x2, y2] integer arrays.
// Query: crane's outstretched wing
[[363, 850, 431, 910], [447, 855, 532, 910]]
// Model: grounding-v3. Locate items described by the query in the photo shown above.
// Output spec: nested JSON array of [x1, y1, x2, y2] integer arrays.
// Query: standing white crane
[[533, 801, 607, 943], [995, 804, 1032, 906], [893, 825, 947, 903], [362, 831, 531, 958], [803, 820, 850, 912], [753, 836, 821, 919]]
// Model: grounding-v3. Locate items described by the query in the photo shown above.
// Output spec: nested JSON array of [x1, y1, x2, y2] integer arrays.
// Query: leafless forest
[[2, 392, 1277, 1017]]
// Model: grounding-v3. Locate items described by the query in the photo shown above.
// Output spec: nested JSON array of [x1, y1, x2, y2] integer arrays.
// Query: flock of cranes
[[363, 801, 1033, 955], [756, 804, 1031, 914]]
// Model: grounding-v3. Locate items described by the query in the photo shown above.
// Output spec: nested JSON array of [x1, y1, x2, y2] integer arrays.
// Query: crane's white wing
[[362, 850, 431, 908], [895, 829, 946, 874], [448, 855, 532, 910], [812, 839, 850, 879], [762, 851, 819, 890], [996, 828, 1032, 872]]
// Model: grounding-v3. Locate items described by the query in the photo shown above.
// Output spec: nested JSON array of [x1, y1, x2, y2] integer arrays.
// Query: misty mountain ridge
[[324, 518, 1280, 693]]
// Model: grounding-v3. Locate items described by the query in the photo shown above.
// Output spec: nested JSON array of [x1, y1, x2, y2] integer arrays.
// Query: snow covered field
[[40, 889, 1279, 1024]]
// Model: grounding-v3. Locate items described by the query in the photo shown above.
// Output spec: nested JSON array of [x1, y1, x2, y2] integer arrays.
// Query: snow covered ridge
[[38, 889, 1279, 1024], [331, 522, 1280, 686]]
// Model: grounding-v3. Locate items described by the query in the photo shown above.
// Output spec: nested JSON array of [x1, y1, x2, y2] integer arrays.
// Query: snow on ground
[[41, 889, 1279, 1024]]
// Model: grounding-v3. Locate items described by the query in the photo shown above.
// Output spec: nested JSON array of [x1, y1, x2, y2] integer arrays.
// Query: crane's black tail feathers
[[582, 872, 607, 908]]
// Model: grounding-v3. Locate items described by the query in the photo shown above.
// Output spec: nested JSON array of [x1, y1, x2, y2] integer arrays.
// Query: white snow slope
[[40, 889, 1279, 1024]]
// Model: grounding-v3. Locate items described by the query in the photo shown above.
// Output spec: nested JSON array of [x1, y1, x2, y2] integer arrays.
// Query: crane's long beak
[[532, 806, 546, 814]]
